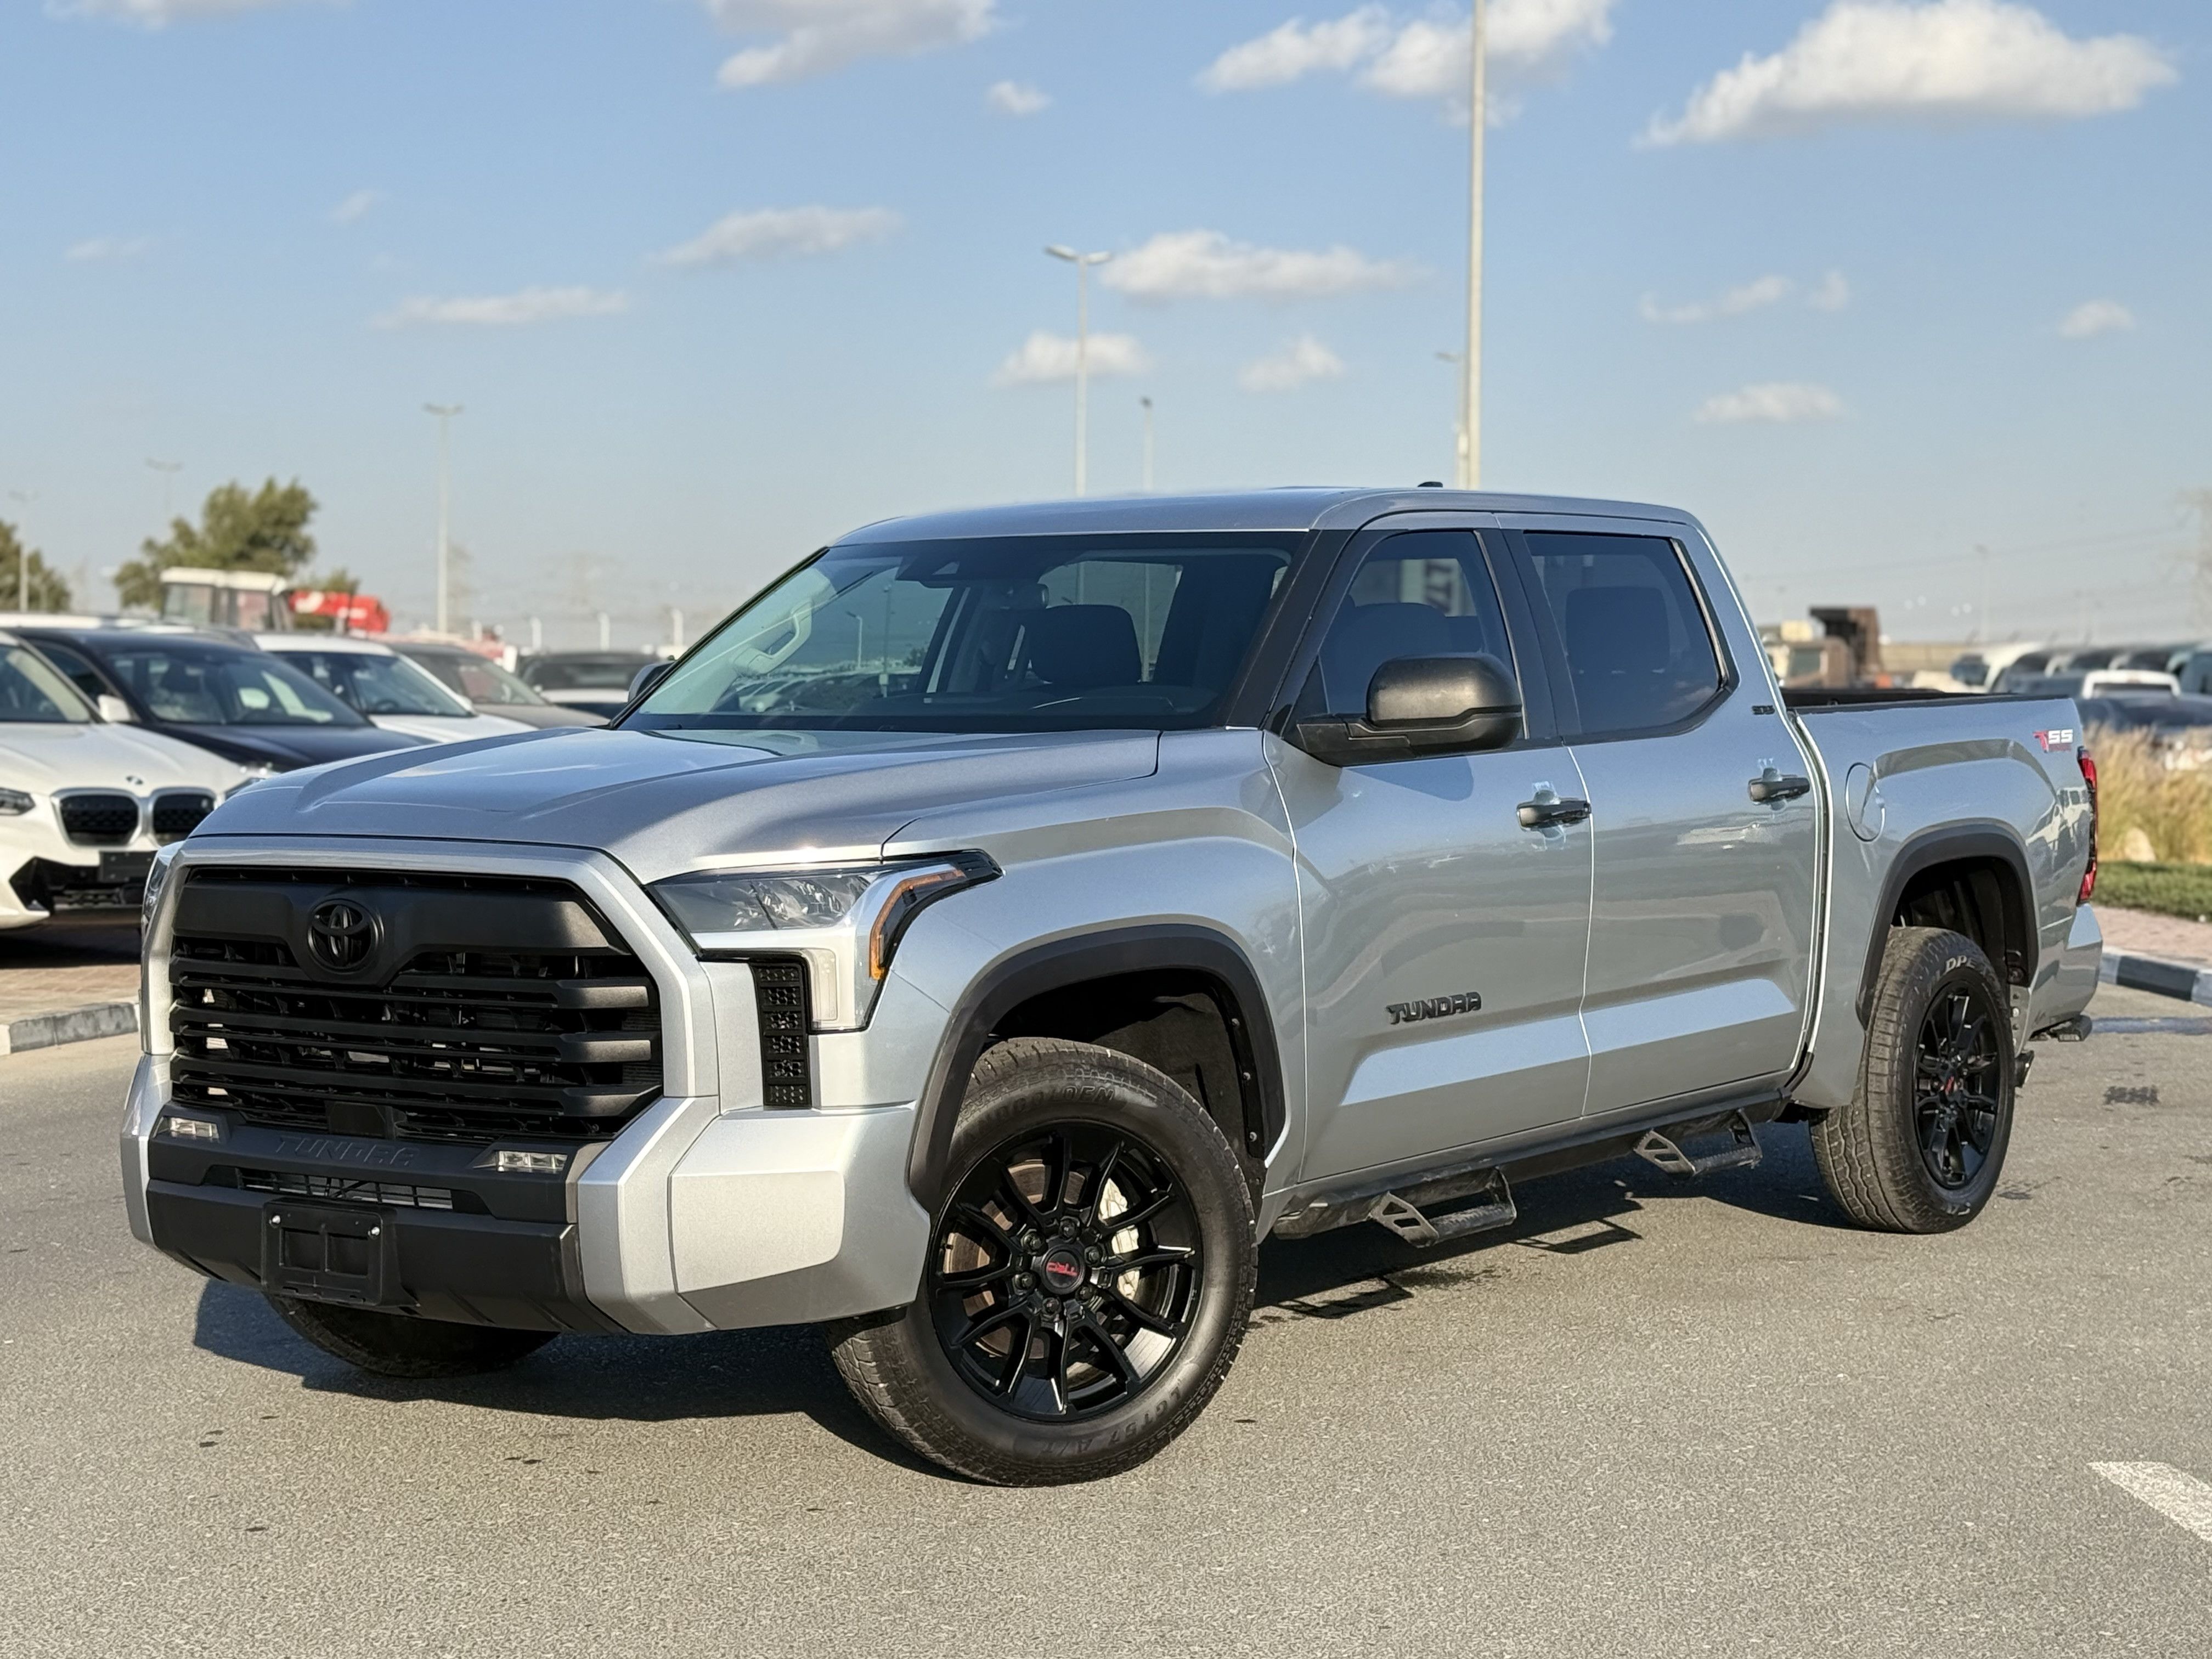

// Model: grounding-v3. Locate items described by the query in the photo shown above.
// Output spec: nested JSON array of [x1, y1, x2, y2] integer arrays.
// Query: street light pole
[[424, 404, 463, 636], [145, 459, 182, 524], [1140, 397, 1155, 493], [7, 490, 36, 612], [1046, 245, 1112, 496], [1460, 0, 1486, 490], [1435, 351, 1465, 481]]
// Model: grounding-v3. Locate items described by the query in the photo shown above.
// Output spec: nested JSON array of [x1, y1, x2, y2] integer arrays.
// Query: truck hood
[[0, 721, 247, 795], [196, 725, 1161, 878]]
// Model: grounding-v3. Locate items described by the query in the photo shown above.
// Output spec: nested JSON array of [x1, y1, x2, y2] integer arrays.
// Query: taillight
[[2077, 747, 2098, 904]]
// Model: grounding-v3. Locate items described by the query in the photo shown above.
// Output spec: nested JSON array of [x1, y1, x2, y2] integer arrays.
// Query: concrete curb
[[0, 1000, 140, 1057], [2101, 951, 2212, 1007]]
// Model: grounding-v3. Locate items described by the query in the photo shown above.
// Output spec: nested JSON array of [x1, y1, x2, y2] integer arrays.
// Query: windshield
[[629, 534, 1297, 733], [101, 645, 367, 727], [281, 649, 473, 716], [407, 649, 546, 707], [526, 656, 658, 691], [0, 645, 95, 723]]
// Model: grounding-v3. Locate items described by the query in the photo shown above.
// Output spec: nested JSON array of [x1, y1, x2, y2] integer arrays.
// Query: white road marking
[[2091, 1462, 2212, 1546]]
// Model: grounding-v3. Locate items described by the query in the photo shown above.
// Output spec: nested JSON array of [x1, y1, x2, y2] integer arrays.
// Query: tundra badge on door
[[1388, 991, 1482, 1025]]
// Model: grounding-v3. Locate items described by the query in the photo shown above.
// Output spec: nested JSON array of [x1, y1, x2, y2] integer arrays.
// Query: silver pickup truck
[[121, 489, 2102, 1485]]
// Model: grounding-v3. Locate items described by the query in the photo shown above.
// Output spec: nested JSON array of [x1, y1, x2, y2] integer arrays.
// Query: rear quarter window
[[1520, 532, 1726, 738]]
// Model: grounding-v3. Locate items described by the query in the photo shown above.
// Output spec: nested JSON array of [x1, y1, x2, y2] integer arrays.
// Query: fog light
[[161, 1115, 221, 1142], [489, 1149, 568, 1175]]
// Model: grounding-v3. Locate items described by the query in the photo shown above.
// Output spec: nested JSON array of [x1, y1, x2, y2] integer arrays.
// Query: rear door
[[1271, 520, 1593, 1180], [1499, 516, 1819, 1113]]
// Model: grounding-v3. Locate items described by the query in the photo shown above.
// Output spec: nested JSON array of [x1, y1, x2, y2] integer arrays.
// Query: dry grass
[[2084, 726, 2212, 865]]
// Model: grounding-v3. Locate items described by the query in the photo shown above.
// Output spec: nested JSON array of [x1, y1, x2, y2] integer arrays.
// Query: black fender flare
[[905, 923, 1288, 1201], [1855, 821, 2037, 1025]]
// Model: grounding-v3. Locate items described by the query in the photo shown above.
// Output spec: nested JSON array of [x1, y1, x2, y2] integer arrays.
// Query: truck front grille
[[167, 868, 662, 1146], [60, 792, 138, 845]]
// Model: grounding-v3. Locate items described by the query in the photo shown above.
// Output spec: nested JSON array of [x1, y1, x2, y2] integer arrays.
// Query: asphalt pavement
[[1, 986, 2205, 1658]]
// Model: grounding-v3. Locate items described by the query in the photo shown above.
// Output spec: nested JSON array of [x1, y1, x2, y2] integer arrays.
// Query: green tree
[[0, 521, 71, 612], [114, 478, 318, 610]]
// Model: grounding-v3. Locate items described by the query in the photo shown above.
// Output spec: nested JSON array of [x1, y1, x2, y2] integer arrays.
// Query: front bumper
[[122, 837, 938, 1335]]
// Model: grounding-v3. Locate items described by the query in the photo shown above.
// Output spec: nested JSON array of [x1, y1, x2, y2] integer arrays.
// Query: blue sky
[[2, 0, 2205, 650]]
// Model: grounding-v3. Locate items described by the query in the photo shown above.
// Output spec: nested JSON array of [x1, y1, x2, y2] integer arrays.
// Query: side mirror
[[628, 661, 673, 702], [97, 694, 136, 724], [1292, 654, 1522, 767]]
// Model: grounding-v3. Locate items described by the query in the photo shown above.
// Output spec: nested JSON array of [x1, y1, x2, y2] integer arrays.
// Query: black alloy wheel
[[1914, 981, 2003, 1190], [930, 1122, 1202, 1420], [826, 1036, 1255, 1483], [1809, 926, 2018, 1233]]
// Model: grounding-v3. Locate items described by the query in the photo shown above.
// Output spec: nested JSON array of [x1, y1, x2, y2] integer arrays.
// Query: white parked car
[[253, 635, 532, 746], [0, 630, 249, 930], [2017, 669, 2182, 700]]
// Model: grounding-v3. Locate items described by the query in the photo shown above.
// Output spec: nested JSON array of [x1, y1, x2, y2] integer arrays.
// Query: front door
[[1506, 521, 1820, 1112], [1271, 524, 1593, 1182]]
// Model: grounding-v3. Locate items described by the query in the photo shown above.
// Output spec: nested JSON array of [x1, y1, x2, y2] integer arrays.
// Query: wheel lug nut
[[1084, 1246, 1101, 1263], [1015, 1273, 1033, 1289]]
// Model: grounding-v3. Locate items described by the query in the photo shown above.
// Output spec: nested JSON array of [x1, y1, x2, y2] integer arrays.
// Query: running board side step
[[1369, 1169, 1516, 1249], [1633, 1110, 1762, 1181]]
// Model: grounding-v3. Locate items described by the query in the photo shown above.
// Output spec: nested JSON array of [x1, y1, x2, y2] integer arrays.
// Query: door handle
[[1517, 796, 1592, 830], [1748, 769, 1812, 804]]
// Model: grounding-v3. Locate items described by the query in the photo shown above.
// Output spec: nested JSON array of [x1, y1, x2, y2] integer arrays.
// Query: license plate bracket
[[98, 850, 155, 887], [260, 1203, 405, 1307]]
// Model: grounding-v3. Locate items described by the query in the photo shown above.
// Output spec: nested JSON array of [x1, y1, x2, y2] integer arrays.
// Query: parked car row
[[1951, 640, 2212, 695], [0, 630, 253, 929], [0, 625, 620, 934]]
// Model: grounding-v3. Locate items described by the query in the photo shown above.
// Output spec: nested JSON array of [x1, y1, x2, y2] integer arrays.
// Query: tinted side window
[[1309, 530, 1517, 719], [1521, 533, 1724, 737], [28, 642, 111, 704]]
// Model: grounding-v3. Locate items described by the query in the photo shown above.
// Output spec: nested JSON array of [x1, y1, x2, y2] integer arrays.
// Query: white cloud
[[375, 286, 631, 329], [1642, 271, 1857, 322], [702, 0, 995, 88], [1239, 334, 1348, 393], [1103, 230, 1420, 303], [1198, 6, 1391, 92], [329, 189, 382, 226], [50, 0, 323, 24], [992, 331, 1150, 387], [984, 79, 1049, 115], [655, 205, 901, 268], [1640, 274, 1794, 325], [1645, 0, 2177, 145], [2058, 299, 2134, 339], [1695, 382, 1845, 425], [65, 235, 152, 262], [1199, 1, 1614, 99], [1807, 269, 1852, 311]]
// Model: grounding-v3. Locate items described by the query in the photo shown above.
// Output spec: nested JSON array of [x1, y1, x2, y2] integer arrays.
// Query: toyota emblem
[[307, 897, 379, 973]]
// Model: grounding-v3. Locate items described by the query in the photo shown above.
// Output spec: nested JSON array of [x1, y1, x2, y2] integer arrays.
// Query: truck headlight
[[142, 842, 182, 930], [0, 788, 32, 816], [649, 853, 997, 1030]]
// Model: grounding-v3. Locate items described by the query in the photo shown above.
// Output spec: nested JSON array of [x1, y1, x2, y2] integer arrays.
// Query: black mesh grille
[[59, 792, 138, 845], [233, 1168, 471, 1211], [151, 793, 216, 842], [168, 868, 662, 1146]]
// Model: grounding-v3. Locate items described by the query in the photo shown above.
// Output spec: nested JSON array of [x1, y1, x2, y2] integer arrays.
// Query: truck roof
[[836, 487, 1699, 544]]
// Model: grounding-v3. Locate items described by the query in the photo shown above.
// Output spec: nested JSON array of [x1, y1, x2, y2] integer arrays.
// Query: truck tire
[[269, 1295, 555, 1379], [827, 1036, 1256, 1485], [1810, 926, 2017, 1233]]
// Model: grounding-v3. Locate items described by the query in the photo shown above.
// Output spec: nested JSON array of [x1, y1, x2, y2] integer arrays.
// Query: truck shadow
[[190, 1279, 912, 1463], [186, 1124, 1844, 1465]]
